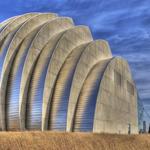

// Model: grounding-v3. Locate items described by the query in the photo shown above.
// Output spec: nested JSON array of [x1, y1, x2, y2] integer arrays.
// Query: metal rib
[[5, 29, 40, 131], [73, 59, 111, 132], [26, 33, 63, 130], [0, 13, 57, 130], [19, 17, 74, 130], [42, 26, 93, 130], [49, 44, 88, 131], [67, 40, 112, 131]]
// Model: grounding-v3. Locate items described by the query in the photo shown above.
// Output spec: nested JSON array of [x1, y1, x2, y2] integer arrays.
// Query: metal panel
[[0, 16, 17, 31], [66, 40, 112, 131], [0, 28, 20, 78], [42, 26, 93, 130], [48, 44, 86, 131], [0, 25, 8, 33], [73, 60, 110, 132], [19, 17, 74, 130], [0, 16, 18, 33], [0, 28, 20, 130], [0, 13, 57, 131], [0, 13, 38, 42], [26, 33, 65, 130], [5, 29, 38, 130], [26, 49, 51, 130], [25, 18, 74, 130]]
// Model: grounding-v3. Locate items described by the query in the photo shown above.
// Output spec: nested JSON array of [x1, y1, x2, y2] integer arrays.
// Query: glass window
[[127, 81, 134, 95], [114, 70, 122, 86]]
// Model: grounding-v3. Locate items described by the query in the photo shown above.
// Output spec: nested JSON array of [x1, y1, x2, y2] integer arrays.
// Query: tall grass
[[0, 132, 149, 150]]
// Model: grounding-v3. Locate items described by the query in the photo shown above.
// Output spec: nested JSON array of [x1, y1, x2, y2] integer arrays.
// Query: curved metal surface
[[20, 17, 74, 130], [0, 13, 57, 130], [94, 57, 138, 134], [49, 43, 88, 131], [5, 29, 40, 131], [0, 16, 17, 30], [26, 34, 63, 130], [0, 26, 22, 130], [0, 14, 35, 54], [0, 13, 138, 133], [0, 27, 21, 78], [73, 59, 111, 132], [0, 15, 24, 53], [42, 26, 93, 130], [0, 13, 39, 42], [0, 16, 18, 33], [67, 40, 112, 131]]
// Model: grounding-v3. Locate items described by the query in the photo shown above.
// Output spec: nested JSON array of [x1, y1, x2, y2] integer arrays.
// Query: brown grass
[[0, 131, 149, 150]]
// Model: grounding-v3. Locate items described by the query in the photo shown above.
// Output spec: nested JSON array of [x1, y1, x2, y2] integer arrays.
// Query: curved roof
[[0, 13, 138, 134]]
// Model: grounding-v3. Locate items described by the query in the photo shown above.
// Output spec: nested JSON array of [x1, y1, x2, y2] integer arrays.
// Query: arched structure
[[0, 13, 138, 134]]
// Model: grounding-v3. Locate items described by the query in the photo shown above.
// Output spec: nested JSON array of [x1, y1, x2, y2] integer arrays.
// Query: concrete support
[[67, 40, 112, 131], [0, 13, 57, 130], [49, 43, 89, 131], [93, 57, 138, 134], [0, 13, 39, 42], [5, 29, 40, 131], [19, 17, 74, 130], [72, 59, 111, 131], [0, 13, 139, 134], [42, 26, 93, 130]]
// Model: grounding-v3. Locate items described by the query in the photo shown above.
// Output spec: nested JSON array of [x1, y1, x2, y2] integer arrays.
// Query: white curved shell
[[0, 13, 138, 134]]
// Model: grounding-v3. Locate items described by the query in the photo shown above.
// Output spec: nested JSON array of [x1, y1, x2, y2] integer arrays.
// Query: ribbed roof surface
[[0, 13, 138, 134]]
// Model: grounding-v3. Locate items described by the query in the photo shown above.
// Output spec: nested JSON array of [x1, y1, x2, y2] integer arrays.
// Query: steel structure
[[0, 13, 138, 134]]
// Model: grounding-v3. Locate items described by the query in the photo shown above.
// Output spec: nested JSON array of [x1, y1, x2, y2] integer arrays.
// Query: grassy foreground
[[0, 132, 149, 150]]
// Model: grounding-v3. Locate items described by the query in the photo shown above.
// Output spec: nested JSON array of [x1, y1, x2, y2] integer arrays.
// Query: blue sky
[[0, 0, 150, 122]]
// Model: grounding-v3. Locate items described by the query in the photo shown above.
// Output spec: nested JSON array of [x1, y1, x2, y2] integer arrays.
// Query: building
[[0, 13, 138, 134]]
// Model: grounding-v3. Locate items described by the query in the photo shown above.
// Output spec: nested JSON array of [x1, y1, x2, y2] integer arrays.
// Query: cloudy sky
[[0, 0, 150, 122]]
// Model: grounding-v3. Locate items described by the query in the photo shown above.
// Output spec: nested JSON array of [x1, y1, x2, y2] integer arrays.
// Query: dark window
[[114, 70, 122, 86], [127, 81, 134, 95]]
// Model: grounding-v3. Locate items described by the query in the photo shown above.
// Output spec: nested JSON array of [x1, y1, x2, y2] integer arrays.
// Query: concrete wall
[[94, 57, 138, 134]]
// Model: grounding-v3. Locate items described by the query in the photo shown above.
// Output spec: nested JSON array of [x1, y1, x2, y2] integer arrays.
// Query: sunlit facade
[[0, 13, 138, 134]]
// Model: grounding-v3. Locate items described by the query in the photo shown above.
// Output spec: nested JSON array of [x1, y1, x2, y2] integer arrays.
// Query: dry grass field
[[0, 131, 149, 150]]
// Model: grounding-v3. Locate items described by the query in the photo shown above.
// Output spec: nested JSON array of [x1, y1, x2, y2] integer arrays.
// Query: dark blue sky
[[0, 0, 150, 121]]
